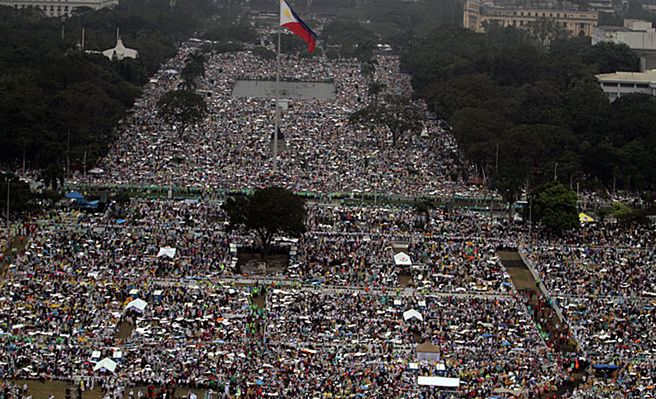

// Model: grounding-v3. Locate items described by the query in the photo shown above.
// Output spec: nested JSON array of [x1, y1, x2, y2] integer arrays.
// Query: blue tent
[[65, 191, 85, 200]]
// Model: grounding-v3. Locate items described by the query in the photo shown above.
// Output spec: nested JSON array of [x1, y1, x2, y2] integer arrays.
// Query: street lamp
[[5, 177, 9, 243]]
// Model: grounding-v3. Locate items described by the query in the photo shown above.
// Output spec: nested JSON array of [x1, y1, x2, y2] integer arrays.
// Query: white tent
[[102, 38, 138, 61], [156, 247, 176, 258], [125, 298, 148, 313], [417, 376, 460, 388], [394, 252, 412, 266], [403, 309, 424, 322], [93, 358, 117, 373]]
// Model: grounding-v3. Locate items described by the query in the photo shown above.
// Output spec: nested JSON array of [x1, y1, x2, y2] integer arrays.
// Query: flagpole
[[273, 20, 282, 173]]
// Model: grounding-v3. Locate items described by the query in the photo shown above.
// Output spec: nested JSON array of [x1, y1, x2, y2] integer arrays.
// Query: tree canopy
[[222, 187, 307, 252], [157, 90, 207, 139], [350, 94, 424, 146], [401, 25, 652, 196], [0, 0, 219, 178], [531, 182, 579, 233], [0, 172, 36, 213]]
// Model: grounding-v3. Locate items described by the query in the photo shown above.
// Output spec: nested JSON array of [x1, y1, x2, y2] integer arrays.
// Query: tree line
[[0, 0, 253, 189], [400, 25, 655, 202]]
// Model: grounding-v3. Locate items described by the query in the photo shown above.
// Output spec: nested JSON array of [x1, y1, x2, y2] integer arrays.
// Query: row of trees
[[0, 0, 258, 191], [401, 25, 655, 203]]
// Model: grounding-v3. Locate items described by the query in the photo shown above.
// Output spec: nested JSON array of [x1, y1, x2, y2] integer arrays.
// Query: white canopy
[[93, 358, 117, 373], [102, 38, 138, 61], [125, 298, 148, 313], [156, 247, 176, 258], [417, 376, 460, 388], [394, 252, 412, 266], [403, 309, 424, 322]]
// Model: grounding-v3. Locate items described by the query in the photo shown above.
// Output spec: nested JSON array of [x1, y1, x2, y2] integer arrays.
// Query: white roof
[[102, 38, 138, 61], [93, 358, 117, 373], [156, 246, 176, 258], [403, 309, 423, 322], [125, 298, 148, 313], [394, 252, 412, 266], [417, 376, 460, 388], [596, 69, 656, 83]]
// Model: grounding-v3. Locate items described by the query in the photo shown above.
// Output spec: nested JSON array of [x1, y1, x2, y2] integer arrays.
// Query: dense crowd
[[2, 29, 654, 399], [75, 40, 472, 197], [523, 222, 656, 398]]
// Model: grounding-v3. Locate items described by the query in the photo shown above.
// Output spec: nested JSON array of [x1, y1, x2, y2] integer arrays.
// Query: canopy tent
[[102, 38, 138, 61], [592, 364, 619, 370], [125, 298, 148, 313], [65, 191, 85, 200], [417, 376, 460, 388], [93, 358, 117, 373], [394, 252, 412, 266], [416, 341, 440, 361], [403, 309, 424, 322], [156, 247, 176, 258], [579, 212, 594, 223]]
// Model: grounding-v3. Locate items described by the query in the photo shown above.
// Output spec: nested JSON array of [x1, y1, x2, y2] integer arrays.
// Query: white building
[[0, 0, 118, 17], [596, 69, 656, 101], [592, 19, 656, 51]]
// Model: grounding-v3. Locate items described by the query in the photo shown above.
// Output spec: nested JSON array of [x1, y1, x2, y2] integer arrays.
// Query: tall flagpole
[[273, 17, 282, 173]]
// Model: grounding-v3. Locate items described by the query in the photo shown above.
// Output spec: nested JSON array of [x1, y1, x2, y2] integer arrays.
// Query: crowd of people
[[1, 28, 653, 399], [0, 198, 560, 398], [523, 223, 656, 398], [74, 37, 472, 198]]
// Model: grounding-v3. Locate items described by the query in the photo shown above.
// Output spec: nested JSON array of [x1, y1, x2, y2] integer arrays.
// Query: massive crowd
[[523, 223, 656, 398], [0, 199, 564, 398], [1, 31, 653, 399], [74, 39, 470, 198]]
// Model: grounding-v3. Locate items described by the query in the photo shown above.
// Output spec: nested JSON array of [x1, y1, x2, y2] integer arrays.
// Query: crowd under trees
[[401, 24, 655, 201]]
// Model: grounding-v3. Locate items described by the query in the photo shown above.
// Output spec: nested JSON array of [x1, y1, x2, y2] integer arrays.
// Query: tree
[[527, 17, 568, 45], [157, 90, 207, 139], [180, 53, 206, 91], [349, 94, 424, 145], [531, 182, 579, 233], [0, 172, 36, 212], [361, 58, 378, 82], [222, 187, 307, 254], [367, 80, 386, 103]]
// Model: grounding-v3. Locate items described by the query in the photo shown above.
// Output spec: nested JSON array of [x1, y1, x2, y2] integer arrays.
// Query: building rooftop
[[596, 69, 656, 83]]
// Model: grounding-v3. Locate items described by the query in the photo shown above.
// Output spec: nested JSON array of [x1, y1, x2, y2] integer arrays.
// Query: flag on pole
[[280, 0, 318, 53]]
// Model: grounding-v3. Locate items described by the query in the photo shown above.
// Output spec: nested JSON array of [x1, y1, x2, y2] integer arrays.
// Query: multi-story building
[[0, 0, 118, 17], [593, 20, 656, 70], [596, 70, 656, 101], [463, 0, 599, 37], [593, 20, 656, 51]]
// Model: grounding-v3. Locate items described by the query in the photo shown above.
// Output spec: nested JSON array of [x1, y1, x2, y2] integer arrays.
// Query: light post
[[5, 177, 9, 243]]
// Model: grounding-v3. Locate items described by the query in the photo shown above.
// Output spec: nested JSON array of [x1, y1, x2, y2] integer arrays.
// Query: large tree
[[531, 182, 579, 233], [349, 94, 424, 146], [0, 172, 36, 213], [222, 187, 307, 254], [157, 90, 207, 139]]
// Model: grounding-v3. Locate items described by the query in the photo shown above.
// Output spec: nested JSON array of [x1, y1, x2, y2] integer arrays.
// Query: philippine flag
[[280, 0, 318, 53]]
